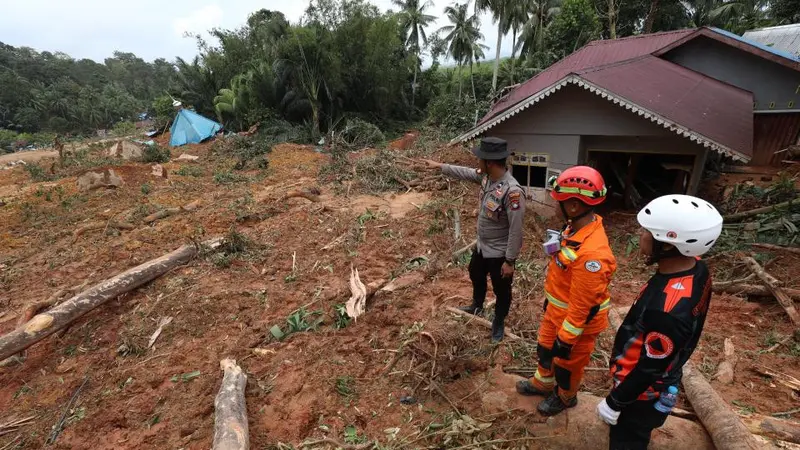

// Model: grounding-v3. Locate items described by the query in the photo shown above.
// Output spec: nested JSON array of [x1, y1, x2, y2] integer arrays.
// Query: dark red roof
[[481, 29, 696, 125], [578, 56, 753, 158]]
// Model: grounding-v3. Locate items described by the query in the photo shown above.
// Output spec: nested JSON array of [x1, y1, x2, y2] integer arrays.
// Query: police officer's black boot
[[458, 302, 483, 315], [537, 392, 578, 416], [491, 314, 505, 343]]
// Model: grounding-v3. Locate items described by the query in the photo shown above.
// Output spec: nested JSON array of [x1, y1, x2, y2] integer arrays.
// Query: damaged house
[[453, 27, 800, 207]]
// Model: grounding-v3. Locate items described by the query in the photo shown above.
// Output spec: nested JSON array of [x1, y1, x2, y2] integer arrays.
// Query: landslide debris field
[[1, 134, 799, 450]]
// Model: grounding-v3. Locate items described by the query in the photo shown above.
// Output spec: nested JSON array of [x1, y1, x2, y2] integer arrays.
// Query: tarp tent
[[169, 109, 223, 147]]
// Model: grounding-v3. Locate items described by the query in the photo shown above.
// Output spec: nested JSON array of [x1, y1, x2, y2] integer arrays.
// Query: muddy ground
[[0, 136, 798, 449]]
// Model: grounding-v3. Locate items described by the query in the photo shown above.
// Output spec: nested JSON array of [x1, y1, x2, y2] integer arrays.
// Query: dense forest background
[[1, 0, 798, 151]]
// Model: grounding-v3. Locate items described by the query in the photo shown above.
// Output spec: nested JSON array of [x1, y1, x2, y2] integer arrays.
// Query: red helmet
[[549, 166, 607, 206]]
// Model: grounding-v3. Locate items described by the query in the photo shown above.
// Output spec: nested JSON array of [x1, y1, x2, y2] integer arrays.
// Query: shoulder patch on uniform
[[584, 260, 602, 272], [508, 191, 521, 201], [644, 332, 674, 359]]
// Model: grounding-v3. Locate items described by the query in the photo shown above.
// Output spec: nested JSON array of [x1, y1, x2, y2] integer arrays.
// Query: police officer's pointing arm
[[504, 187, 525, 262], [441, 164, 483, 184]]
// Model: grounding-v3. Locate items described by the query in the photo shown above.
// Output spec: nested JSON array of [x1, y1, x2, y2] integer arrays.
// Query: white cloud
[[173, 4, 224, 37]]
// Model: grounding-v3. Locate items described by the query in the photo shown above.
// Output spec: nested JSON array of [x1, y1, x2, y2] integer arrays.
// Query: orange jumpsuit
[[530, 216, 617, 402]]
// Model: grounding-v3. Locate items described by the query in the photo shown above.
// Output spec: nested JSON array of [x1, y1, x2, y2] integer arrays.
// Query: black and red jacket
[[606, 260, 712, 410]]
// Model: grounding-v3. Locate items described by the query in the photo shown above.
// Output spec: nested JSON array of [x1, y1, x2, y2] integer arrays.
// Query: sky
[[0, 0, 514, 64]]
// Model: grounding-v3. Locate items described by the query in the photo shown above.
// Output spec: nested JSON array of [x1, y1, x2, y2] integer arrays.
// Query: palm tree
[[393, 0, 437, 106], [507, 0, 532, 83], [709, 0, 772, 34], [467, 41, 490, 101], [475, 0, 512, 92], [440, 3, 484, 99], [515, 0, 562, 58]]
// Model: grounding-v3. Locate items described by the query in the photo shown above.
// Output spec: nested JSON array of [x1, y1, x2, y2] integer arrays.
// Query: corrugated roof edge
[[710, 27, 800, 63], [449, 74, 750, 163]]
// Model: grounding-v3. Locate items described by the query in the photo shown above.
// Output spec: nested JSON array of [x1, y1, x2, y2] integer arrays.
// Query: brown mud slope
[[1, 139, 799, 449]]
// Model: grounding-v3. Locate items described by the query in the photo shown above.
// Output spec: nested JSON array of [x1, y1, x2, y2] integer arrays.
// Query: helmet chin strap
[[646, 240, 682, 265], [559, 202, 594, 224]]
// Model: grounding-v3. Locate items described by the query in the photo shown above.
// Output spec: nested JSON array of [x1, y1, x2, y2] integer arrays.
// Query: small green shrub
[[142, 144, 171, 163], [112, 121, 137, 136]]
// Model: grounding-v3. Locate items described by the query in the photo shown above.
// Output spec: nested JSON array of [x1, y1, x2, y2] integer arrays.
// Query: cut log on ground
[[212, 358, 249, 450], [144, 200, 200, 224], [725, 199, 797, 222], [744, 256, 800, 327], [741, 414, 800, 445], [345, 266, 367, 320], [713, 284, 800, 300], [683, 362, 763, 449], [714, 338, 737, 385], [0, 238, 224, 362], [750, 243, 800, 256], [443, 306, 522, 341]]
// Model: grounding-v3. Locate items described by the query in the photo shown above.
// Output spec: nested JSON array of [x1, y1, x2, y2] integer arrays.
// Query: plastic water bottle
[[654, 386, 679, 413]]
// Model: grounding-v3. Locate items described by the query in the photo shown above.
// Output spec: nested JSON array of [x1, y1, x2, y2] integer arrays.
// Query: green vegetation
[[1, 0, 793, 149]]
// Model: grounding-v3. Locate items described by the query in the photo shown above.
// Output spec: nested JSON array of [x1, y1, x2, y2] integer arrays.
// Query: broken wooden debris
[[713, 283, 800, 300], [0, 238, 224, 362], [151, 164, 167, 178], [72, 220, 135, 242], [754, 368, 800, 393], [741, 414, 800, 445], [345, 266, 367, 320], [283, 189, 321, 203], [46, 377, 88, 445], [725, 199, 797, 222], [147, 316, 173, 349], [177, 153, 200, 161], [0, 415, 36, 437], [713, 338, 737, 385], [213, 358, 249, 450], [443, 306, 522, 341], [144, 200, 201, 224], [452, 239, 477, 262], [744, 256, 800, 327], [750, 243, 800, 256]]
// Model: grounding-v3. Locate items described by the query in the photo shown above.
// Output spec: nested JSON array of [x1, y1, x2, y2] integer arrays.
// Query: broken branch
[[0, 238, 224, 361], [284, 190, 320, 203], [749, 243, 800, 256], [144, 200, 200, 224], [443, 307, 522, 341], [213, 358, 249, 450], [713, 338, 737, 385], [725, 199, 797, 222], [754, 367, 800, 392], [452, 240, 477, 262], [713, 283, 800, 300], [72, 220, 135, 242], [744, 256, 800, 327]]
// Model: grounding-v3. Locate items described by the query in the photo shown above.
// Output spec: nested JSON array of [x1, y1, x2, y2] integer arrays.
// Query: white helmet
[[637, 194, 723, 257]]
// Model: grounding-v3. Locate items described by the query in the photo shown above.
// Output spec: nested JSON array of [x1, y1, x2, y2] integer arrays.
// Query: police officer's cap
[[471, 137, 509, 161]]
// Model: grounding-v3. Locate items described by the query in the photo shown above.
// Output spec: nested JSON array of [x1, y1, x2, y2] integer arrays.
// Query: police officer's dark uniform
[[439, 137, 525, 341]]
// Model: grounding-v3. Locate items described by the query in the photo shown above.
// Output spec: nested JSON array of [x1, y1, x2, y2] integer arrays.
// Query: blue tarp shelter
[[169, 109, 223, 147]]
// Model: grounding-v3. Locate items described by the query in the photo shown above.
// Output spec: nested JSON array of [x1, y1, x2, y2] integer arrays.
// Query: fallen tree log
[[744, 257, 800, 327], [750, 243, 800, 256], [714, 338, 737, 385], [72, 220, 135, 242], [144, 200, 201, 224], [725, 199, 798, 222], [0, 238, 224, 362], [713, 283, 800, 300], [443, 306, 522, 341], [742, 414, 800, 445], [683, 362, 763, 449], [213, 358, 249, 450], [284, 190, 320, 203]]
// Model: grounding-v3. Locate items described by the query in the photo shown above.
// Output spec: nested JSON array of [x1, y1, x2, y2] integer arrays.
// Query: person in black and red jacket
[[596, 195, 724, 450]]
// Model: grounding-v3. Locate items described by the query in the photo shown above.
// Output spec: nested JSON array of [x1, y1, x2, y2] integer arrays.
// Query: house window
[[545, 168, 562, 191], [511, 153, 549, 189]]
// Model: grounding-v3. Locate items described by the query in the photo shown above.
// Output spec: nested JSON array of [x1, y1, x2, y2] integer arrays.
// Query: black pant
[[468, 250, 513, 320], [609, 399, 669, 450]]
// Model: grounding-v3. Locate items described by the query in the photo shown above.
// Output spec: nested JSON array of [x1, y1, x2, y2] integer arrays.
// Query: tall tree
[[394, 0, 437, 106], [710, 0, 774, 34], [475, 0, 512, 92], [507, 0, 532, 82], [770, 0, 800, 24], [440, 3, 484, 98], [516, 0, 562, 58], [546, 0, 600, 58], [644, 0, 661, 33]]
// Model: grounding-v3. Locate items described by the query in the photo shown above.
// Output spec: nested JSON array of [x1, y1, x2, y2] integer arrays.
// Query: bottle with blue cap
[[654, 386, 679, 413]]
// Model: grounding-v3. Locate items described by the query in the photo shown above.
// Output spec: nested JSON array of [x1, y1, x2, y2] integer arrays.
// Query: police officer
[[422, 137, 525, 342]]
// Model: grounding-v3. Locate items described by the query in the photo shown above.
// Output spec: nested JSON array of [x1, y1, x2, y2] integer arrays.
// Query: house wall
[[663, 36, 800, 112]]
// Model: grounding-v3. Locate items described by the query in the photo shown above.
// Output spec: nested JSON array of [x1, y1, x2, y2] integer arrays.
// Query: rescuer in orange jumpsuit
[[516, 166, 617, 416]]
